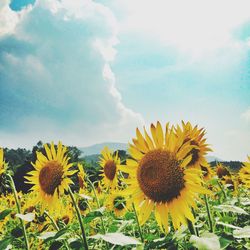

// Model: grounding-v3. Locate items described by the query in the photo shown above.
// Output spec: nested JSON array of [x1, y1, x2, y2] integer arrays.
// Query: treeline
[[210, 161, 243, 173]]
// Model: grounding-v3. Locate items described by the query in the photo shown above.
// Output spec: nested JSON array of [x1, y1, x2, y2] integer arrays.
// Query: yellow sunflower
[[106, 191, 130, 217], [99, 147, 120, 191], [77, 163, 87, 194], [216, 163, 231, 180], [25, 142, 77, 211], [176, 121, 212, 169], [0, 148, 7, 176], [120, 121, 209, 232], [200, 163, 215, 181], [239, 156, 250, 188]]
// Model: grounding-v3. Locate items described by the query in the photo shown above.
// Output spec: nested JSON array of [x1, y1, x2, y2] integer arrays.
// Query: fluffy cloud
[[241, 107, 250, 122], [0, 0, 144, 148]]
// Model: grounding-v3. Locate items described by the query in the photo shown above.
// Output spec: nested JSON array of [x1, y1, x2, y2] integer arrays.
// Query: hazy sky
[[0, 0, 250, 160]]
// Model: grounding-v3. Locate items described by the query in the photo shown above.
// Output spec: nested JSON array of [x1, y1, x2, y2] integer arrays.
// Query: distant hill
[[80, 142, 128, 156], [206, 155, 222, 162]]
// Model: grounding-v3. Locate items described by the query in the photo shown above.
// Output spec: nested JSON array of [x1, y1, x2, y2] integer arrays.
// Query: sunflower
[[25, 142, 77, 211], [77, 163, 87, 194], [106, 191, 130, 217], [99, 147, 120, 191], [176, 121, 212, 169], [200, 163, 215, 181], [0, 148, 7, 176], [120, 121, 209, 232], [239, 156, 250, 188], [216, 163, 231, 180]]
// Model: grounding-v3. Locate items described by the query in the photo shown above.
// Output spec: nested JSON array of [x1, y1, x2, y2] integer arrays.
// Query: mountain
[[80, 142, 128, 156], [206, 155, 222, 162]]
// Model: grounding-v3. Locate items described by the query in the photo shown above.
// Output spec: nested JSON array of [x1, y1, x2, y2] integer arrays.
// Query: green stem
[[191, 207, 199, 237], [187, 219, 196, 236], [44, 211, 70, 250], [68, 187, 89, 250], [7, 174, 29, 250], [204, 194, 213, 233], [86, 177, 106, 234], [217, 180, 227, 200], [132, 203, 144, 242]]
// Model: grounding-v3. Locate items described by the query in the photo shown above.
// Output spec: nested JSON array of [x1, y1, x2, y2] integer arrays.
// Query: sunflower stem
[[217, 180, 227, 200], [44, 211, 70, 250], [68, 187, 89, 250], [132, 202, 144, 243], [187, 219, 196, 236], [86, 177, 109, 250], [204, 194, 213, 233], [191, 207, 199, 237], [7, 174, 29, 250]]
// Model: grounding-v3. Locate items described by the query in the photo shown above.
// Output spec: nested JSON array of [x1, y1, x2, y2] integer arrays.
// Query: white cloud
[[0, 0, 144, 149], [241, 107, 250, 122]]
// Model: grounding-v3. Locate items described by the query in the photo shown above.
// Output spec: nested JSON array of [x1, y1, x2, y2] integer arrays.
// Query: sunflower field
[[0, 121, 250, 250]]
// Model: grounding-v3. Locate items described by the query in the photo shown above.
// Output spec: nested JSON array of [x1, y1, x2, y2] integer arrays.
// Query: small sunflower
[[200, 163, 215, 181], [121, 121, 209, 232], [77, 163, 87, 194], [216, 163, 231, 180], [0, 148, 7, 176], [176, 121, 212, 169], [239, 156, 250, 188], [99, 147, 120, 191], [25, 142, 77, 211], [106, 192, 130, 217]]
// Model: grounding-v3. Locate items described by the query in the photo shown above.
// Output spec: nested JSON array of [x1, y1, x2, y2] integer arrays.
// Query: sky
[[0, 0, 250, 160]]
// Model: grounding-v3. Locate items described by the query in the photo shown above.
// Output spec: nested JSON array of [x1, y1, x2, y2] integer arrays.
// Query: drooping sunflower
[[99, 147, 120, 191], [216, 163, 231, 180], [25, 142, 77, 211], [120, 121, 209, 232], [106, 191, 130, 217], [239, 156, 250, 188], [176, 121, 212, 169]]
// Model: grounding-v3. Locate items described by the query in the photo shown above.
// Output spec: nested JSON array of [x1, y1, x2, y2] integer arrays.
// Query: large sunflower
[[120, 122, 209, 232], [99, 147, 120, 191], [25, 142, 77, 211], [176, 121, 211, 169], [239, 156, 250, 188]]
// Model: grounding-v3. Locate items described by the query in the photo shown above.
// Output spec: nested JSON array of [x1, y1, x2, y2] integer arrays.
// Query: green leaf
[[216, 221, 241, 229], [16, 213, 35, 222], [0, 209, 12, 220], [90, 233, 141, 246], [37, 231, 56, 240], [69, 240, 84, 250], [233, 226, 250, 238], [190, 232, 220, 250], [0, 238, 12, 250], [214, 205, 248, 215], [54, 227, 70, 240], [83, 210, 103, 223], [219, 237, 233, 250]]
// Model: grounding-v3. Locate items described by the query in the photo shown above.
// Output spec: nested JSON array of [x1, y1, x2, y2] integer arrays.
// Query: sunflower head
[[25, 141, 77, 211], [200, 163, 215, 181], [238, 157, 250, 188], [99, 147, 120, 190], [216, 163, 231, 180], [121, 121, 209, 232], [0, 148, 7, 176], [77, 163, 87, 192]]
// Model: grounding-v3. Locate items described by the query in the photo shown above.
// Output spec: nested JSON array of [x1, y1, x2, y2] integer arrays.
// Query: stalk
[[132, 202, 144, 242], [7, 174, 29, 250], [44, 211, 69, 250], [204, 194, 213, 232], [217, 180, 227, 200], [68, 187, 89, 250], [187, 219, 196, 236]]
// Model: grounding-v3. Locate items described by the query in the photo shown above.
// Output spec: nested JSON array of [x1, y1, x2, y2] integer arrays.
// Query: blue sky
[[0, 0, 250, 160]]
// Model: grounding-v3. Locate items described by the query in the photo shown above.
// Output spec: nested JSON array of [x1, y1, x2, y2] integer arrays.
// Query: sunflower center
[[137, 149, 185, 203], [39, 161, 63, 195], [113, 196, 126, 210], [104, 160, 117, 181]]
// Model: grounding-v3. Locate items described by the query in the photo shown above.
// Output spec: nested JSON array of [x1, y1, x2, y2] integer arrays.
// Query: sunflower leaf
[[15, 213, 35, 222], [90, 233, 141, 246], [233, 226, 250, 238], [214, 205, 248, 215], [0, 209, 12, 220], [190, 232, 220, 250]]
